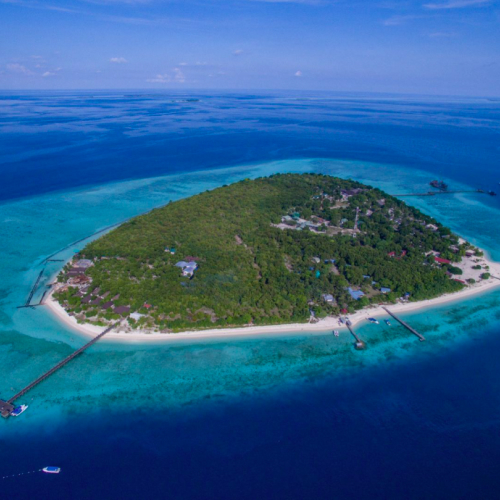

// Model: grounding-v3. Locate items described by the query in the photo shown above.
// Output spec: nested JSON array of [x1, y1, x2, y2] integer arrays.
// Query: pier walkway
[[392, 189, 492, 198], [382, 307, 425, 341], [16, 267, 46, 309], [346, 320, 366, 350], [42, 218, 132, 264], [1, 322, 118, 417]]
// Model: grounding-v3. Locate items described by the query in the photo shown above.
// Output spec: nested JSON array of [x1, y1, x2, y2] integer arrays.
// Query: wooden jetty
[[1, 322, 118, 418], [17, 267, 46, 308], [346, 320, 366, 350], [392, 189, 492, 198], [382, 307, 425, 341], [42, 219, 132, 264]]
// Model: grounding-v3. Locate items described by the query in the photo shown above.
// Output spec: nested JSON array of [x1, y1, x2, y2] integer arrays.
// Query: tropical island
[[48, 173, 499, 338]]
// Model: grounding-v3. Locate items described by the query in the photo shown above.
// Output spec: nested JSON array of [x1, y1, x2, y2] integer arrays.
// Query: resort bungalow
[[380, 287, 392, 294], [348, 287, 365, 300], [81, 295, 93, 304], [322, 294, 336, 304], [434, 256, 451, 265], [73, 259, 93, 269], [312, 257, 320, 264], [176, 260, 198, 277], [114, 305, 130, 316]]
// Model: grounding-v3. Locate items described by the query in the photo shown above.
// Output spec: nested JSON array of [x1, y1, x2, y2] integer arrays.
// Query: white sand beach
[[45, 252, 500, 344]]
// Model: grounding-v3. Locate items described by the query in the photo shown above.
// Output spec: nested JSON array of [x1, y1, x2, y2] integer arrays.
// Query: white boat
[[368, 318, 379, 324], [10, 404, 28, 417], [42, 467, 61, 474], [333, 330, 340, 337], [385, 319, 391, 326]]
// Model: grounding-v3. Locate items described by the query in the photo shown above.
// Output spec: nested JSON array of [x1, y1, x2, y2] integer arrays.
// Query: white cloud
[[173, 67, 185, 82], [110, 57, 128, 63], [147, 67, 186, 83], [295, 70, 303, 77], [423, 0, 489, 9], [6, 63, 33, 75], [147, 74, 171, 83], [42, 71, 55, 77], [233, 49, 244, 56], [177, 61, 206, 67]]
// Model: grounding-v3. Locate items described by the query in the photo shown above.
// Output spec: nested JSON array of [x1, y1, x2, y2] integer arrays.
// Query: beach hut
[[348, 287, 365, 300]]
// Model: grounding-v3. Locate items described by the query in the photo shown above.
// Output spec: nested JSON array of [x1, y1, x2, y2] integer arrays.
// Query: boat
[[10, 404, 28, 417], [333, 330, 340, 337], [430, 180, 448, 191], [368, 318, 379, 324], [488, 191, 497, 196], [385, 319, 391, 326], [339, 317, 344, 324], [42, 467, 61, 474]]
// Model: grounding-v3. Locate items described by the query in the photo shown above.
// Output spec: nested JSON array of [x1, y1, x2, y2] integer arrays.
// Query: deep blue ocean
[[1, 91, 500, 499]]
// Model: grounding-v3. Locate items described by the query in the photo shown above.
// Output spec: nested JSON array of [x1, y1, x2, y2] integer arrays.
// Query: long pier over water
[[1, 322, 118, 418], [382, 307, 425, 341], [392, 189, 495, 198]]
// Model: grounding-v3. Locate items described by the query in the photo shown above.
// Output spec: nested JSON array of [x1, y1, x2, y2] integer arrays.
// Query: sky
[[0, 0, 499, 96]]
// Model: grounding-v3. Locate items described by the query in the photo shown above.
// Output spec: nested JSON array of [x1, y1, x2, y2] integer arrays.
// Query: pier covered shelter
[[0, 399, 14, 418]]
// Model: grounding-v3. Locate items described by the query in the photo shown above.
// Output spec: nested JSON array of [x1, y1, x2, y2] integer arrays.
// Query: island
[[47, 173, 500, 339]]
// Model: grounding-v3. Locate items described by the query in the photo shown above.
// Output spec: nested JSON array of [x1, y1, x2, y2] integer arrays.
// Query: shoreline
[[45, 256, 500, 343]]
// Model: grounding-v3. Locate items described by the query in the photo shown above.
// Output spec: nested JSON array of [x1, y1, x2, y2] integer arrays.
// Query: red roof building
[[144, 303, 152, 309], [387, 251, 396, 258], [434, 256, 451, 265]]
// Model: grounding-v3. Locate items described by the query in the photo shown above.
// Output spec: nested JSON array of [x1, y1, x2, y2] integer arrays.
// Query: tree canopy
[[55, 173, 464, 332]]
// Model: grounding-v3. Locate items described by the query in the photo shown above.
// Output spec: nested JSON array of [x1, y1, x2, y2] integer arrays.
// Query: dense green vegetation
[[55, 173, 466, 331]]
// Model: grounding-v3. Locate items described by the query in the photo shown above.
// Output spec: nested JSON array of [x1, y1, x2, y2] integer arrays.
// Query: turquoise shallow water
[[1, 158, 500, 438]]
